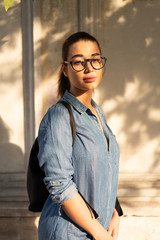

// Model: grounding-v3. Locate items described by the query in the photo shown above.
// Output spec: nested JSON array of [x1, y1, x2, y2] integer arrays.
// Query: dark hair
[[57, 32, 101, 98]]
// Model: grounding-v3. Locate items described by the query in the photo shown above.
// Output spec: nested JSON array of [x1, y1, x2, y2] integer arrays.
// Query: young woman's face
[[62, 40, 103, 96]]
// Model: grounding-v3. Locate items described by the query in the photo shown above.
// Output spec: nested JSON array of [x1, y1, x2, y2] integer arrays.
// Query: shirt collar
[[62, 90, 97, 114]]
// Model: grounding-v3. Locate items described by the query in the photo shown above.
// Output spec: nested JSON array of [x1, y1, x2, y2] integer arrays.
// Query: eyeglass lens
[[71, 56, 106, 71]]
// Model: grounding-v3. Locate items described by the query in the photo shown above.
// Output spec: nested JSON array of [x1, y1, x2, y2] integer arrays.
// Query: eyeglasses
[[64, 55, 107, 72]]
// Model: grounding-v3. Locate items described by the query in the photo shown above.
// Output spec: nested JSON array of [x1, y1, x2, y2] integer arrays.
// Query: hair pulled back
[[57, 31, 101, 98]]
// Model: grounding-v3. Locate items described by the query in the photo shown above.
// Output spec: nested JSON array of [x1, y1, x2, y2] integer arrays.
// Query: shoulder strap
[[58, 100, 76, 146]]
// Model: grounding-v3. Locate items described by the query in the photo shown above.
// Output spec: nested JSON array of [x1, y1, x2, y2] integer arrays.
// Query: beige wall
[[35, 0, 160, 174], [0, 0, 159, 174], [0, 0, 24, 172], [99, 0, 160, 173]]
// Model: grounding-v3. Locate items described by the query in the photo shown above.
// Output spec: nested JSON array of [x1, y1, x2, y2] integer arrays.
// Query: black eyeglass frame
[[63, 56, 107, 72]]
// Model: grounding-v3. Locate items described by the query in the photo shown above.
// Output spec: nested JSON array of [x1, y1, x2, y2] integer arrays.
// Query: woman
[[38, 32, 122, 240]]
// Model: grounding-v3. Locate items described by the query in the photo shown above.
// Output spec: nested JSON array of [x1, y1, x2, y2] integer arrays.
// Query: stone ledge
[[0, 202, 40, 217], [118, 196, 160, 217]]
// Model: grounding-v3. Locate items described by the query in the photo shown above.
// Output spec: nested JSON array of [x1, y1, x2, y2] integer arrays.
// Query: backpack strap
[[58, 100, 76, 146]]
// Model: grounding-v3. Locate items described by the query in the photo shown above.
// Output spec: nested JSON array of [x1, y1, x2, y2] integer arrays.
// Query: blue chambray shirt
[[38, 90, 120, 240]]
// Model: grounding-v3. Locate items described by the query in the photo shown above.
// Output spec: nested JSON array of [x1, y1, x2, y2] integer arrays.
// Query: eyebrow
[[70, 53, 101, 60]]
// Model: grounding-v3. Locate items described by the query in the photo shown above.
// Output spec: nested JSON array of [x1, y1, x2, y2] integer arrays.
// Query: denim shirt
[[38, 91, 120, 240]]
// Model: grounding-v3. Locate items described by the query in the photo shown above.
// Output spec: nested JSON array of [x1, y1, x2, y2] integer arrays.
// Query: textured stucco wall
[[98, 0, 160, 173], [0, 0, 159, 173]]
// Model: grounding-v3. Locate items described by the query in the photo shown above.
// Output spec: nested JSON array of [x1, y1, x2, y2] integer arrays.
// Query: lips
[[83, 76, 97, 83]]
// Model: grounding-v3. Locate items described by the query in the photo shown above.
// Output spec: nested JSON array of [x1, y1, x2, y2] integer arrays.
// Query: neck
[[69, 89, 93, 108]]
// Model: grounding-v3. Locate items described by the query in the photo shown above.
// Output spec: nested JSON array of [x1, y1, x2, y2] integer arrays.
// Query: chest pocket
[[103, 123, 120, 166]]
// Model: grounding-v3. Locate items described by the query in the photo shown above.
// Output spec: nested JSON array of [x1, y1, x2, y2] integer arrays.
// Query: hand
[[107, 209, 120, 240], [93, 234, 114, 240], [92, 219, 114, 240], [93, 226, 114, 240]]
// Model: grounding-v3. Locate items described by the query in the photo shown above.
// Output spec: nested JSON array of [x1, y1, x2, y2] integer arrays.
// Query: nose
[[84, 60, 93, 73]]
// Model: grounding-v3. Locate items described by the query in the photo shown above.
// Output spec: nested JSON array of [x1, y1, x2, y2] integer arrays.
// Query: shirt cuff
[[51, 183, 78, 206]]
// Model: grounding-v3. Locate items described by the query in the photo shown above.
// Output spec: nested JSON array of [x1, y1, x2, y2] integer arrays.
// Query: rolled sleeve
[[38, 104, 78, 205]]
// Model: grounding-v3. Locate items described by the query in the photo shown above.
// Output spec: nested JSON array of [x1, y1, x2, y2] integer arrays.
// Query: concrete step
[[0, 172, 28, 204], [117, 173, 160, 217]]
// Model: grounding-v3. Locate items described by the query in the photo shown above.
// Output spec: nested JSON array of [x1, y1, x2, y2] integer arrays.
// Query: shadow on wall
[[2, 1, 159, 173], [0, 2, 22, 84], [0, 117, 24, 172], [0, 3, 18, 48], [97, 0, 160, 173]]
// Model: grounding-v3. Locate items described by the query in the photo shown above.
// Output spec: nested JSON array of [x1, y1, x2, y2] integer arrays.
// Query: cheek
[[97, 70, 103, 80], [69, 71, 82, 81], [68, 72, 81, 87]]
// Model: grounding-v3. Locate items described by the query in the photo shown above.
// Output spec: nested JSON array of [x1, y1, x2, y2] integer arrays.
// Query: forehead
[[68, 40, 100, 59]]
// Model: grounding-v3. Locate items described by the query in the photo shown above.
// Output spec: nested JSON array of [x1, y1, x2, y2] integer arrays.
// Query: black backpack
[[27, 101, 76, 212], [27, 101, 123, 216]]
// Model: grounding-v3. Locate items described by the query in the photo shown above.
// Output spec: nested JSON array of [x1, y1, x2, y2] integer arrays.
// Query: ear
[[62, 64, 68, 77]]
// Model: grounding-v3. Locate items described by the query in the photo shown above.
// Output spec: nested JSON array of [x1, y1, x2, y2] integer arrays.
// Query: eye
[[92, 57, 101, 63], [74, 61, 82, 65], [73, 60, 85, 66]]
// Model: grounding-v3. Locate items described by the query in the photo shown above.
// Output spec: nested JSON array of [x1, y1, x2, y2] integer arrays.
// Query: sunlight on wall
[[41, 69, 60, 116], [145, 37, 153, 47], [34, 16, 43, 135], [51, 27, 71, 42], [0, 32, 24, 150], [0, 2, 24, 172], [148, 108, 160, 121], [0, 31, 24, 151], [34, 11, 65, 131], [122, 138, 160, 172], [100, 77, 160, 173], [105, 0, 132, 17], [108, 113, 126, 136], [123, 78, 152, 102], [85, 16, 94, 25], [155, 17, 160, 22], [117, 15, 126, 24]]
